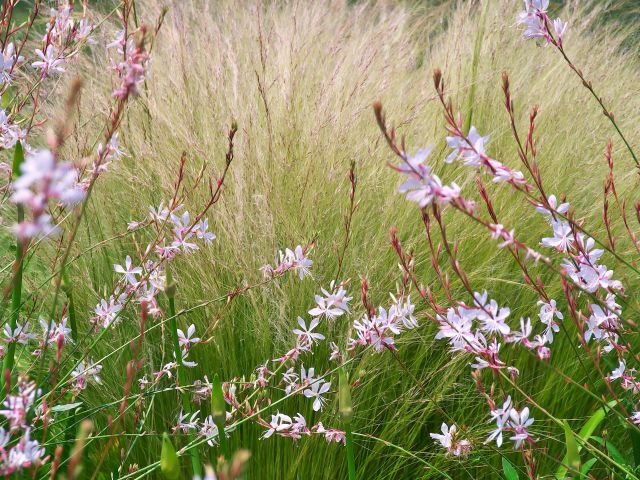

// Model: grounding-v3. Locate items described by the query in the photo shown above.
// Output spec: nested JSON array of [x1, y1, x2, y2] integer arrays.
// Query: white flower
[[303, 379, 331, 411], [177, 324, 201, 350], [114, 255, 143, 286], [610, 361, 626, 382], [6, 429, 44, 470], [535, 195, 569, 222], [200, 415, 219, 446], [292, 317, 325, 347], [292, 245, 313, 279], [176, 411, 200, 433], [474, 295, 511, 336], [430, 422, 454, 449], [71, 359, 103, 390], [38, 317, 73, 345], [4, 321, 35, 345], [541, 221, 573, 252], [430, 423, 472, 457], [308, 283, 351, 319], [538, 299, 563, 343], [262, 413, 292, 439], [195, 218, 216, 245], [32, 45, 65, 74], [94, 295, 124, 328], [0, 42, 24, 84], [508, 407, 535, 449], [517, 1, 549, 41], [553, 18, 567, 44], [446, 127, 488, 167], [486, 396, 512, 448]]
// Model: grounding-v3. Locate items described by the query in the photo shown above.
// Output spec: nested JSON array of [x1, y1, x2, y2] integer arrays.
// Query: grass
[[32, 0, 640, 477]]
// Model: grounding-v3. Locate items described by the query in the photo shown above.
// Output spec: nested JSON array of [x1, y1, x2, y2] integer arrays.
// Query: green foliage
[[556, 401, 616, 479], [502, 458, 519, 480], [36, 0, 640, 478], [562, 421, 581, 474], [160, 433, 180, 480]]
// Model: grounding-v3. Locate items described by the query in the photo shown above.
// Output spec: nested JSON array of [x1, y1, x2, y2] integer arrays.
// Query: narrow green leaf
[[631, 428, 640, 467], [11, 141, 24, 175], [578, 401, 616, 440], [211, 373, 230, 460], [556, 401, 616, 479], [580, 458, 597, 476], [603, 440, 626, 466], [339, 367, 353, 423], [51, 401, 83, 413], [502, 457, 520, 480], [563, 421, 581, 472], [212, 374, 226, 425], [160, 433, 180, 480]]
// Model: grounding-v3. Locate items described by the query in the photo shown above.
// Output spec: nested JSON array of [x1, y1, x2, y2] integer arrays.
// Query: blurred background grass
[[20, 0, 640, 478]]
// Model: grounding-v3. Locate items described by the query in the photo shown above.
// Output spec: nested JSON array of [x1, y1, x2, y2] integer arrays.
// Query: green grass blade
[[502, 457, 519, 480], [1, 142, 25, 397], [563, 420, 581, 473], [556, 401, 616, 479], [212, 373, 230, 460]]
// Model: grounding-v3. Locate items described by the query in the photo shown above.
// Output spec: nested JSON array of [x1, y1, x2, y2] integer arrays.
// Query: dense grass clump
[[3, 0, 640, 478]]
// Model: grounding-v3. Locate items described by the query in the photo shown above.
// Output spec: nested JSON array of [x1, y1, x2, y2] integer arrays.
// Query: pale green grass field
[[41, 0, 640, 477]]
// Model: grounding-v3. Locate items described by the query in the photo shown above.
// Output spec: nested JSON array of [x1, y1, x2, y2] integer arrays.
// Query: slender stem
[[540, 15, 639, 168], [166, 269, 202, 477], [345, 423, 356, 480], [62, 272, 77, 342], [212, 374, 230, 461]]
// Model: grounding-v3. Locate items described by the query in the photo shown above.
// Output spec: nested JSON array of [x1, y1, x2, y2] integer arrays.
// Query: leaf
[[556, 401, 616, 479], [603, 440, 626, 466], [580, 458, 597, 476], [50, 402, 83, 413], [502, 457, 520, 480], [630, 428, 640, 467], [339, 367, 353, 423], [578, 401, 616, 440], [160, 433, 180, 480], [564, 421, 581, 472], [211, 374, 226, 426], [11, 141, 24, 177]]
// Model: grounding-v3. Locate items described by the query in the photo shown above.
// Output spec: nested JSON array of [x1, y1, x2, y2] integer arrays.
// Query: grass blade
[[1, 142, 25, 397]]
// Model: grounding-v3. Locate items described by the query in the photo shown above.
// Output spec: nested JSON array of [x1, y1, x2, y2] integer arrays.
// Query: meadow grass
[[35, 0, 640, 477]]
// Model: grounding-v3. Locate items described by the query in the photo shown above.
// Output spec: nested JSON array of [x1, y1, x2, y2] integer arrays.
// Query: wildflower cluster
[[0, 379, 44, 475], [517, 0, 567, 46], [375, 3, 640, 474]]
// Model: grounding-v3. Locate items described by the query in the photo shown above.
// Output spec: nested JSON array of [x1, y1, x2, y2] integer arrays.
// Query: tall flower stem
[[339, 368, 356, 480], [166, 268, 202, 477], [541, 16, 639, 168], [1, 142, 25, 397]]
